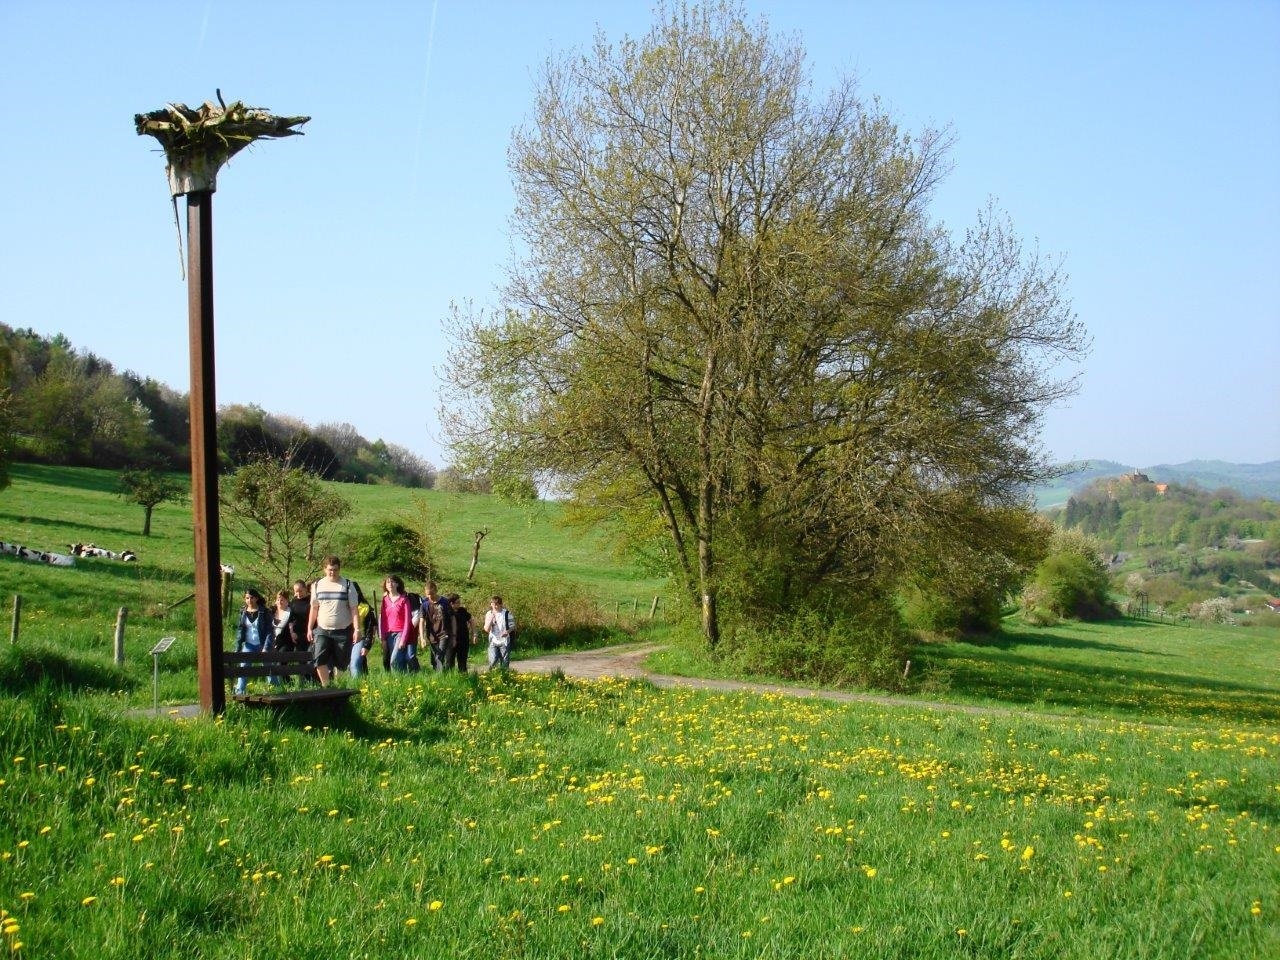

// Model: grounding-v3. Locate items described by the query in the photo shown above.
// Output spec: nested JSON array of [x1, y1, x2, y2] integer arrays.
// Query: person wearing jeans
[[235, 589, 276, 695], [381, 575, 414, 672], [483, 595, 516, 671]]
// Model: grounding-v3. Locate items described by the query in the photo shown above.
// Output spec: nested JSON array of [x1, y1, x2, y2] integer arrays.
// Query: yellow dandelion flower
[[429, 901, 443, 911], [81, 896, 98, 906], [405, 918, 418, 927], [591, 917, 604, 926], [18, 893, 35, 902], [1251, 901, 1262, 916], [110, 876, 125, 887], [557, 904, 571, 913]]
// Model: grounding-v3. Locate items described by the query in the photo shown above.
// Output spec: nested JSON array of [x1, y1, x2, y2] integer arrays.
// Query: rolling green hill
[[1035, 459, 1280, 507]]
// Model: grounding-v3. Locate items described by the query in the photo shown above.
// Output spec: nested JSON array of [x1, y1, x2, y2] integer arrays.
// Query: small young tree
[[221, 456, 351, 588], [119, 468, 187, 536]]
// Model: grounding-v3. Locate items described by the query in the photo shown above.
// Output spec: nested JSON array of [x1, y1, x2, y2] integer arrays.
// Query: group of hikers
[[233, 555, 517, 693]]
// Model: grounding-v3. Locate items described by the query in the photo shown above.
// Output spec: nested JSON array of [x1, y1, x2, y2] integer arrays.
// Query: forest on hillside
[[0, 324, 443, 487], [1053, 475, 1280, 618]]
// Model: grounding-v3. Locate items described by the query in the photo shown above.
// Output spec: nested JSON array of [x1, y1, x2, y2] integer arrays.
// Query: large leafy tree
[[448, 2, 1085, 645]]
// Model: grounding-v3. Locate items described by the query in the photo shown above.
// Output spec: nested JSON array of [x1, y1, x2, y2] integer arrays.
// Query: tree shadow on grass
[[11, 463, 125, 494], [923, 643, 1280, 724], [0, 511, 139, 542], [970, 628, 1153, 655], [0, 643, 136, 696]]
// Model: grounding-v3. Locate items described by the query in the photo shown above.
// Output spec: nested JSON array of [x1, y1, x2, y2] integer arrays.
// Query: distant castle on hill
[[1109, 470, 1168, 497]]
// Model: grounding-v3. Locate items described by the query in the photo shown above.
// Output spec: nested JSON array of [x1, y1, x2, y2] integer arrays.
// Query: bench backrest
[[221, 649, 315, 681]]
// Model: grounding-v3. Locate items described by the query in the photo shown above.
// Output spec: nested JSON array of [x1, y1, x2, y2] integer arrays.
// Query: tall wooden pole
[[187, 190, 225, 713]]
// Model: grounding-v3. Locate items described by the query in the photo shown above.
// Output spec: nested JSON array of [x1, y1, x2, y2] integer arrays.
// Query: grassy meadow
[[0, 463, 668, 704], [1, 465, 1279, 958], [647, 616, 1280, 728]]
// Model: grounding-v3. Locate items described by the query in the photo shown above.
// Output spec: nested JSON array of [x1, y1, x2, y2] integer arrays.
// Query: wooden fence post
[[114, 607, 129, 665], [220, 569, 233, 622], [10, 595, 19, 644], [649, 596, 660, 621]]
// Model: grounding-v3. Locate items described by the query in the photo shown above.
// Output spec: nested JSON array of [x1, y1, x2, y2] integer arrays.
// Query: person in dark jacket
[[448, 593, 473, 673], [235, 588, 276, 695]]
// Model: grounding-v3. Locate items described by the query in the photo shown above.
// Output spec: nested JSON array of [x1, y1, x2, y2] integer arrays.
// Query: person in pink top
[[380, 575, 415, 672]]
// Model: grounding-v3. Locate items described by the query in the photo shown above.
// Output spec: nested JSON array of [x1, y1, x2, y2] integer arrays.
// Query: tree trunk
[[697, 347, 720, 648], [142, 505, 154, 538], [467, 529, 488, 582]]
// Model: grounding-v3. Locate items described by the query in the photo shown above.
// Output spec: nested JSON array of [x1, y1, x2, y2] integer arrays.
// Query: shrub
[[1022, 529, 1117, 621], [346, 521, 431, 581], [723, 597, 911, 690], [1191, 596, 1234, 623]]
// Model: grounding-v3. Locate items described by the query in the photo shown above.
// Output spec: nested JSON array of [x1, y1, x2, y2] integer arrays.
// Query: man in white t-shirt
[[307, 555, 359, 686], [483, 595, 516, 671]]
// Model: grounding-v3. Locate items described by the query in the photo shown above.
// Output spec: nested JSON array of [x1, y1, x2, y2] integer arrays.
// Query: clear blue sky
[[2, 1, 1277, 471]]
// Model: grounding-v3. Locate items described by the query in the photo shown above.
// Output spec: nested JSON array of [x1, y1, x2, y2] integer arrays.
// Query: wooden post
[[10, 595, 19, 644], [188, 190, 226, 714], [114, 607, 129, 665], [649, 595, 660, 621], [221, 569, 233, 621]]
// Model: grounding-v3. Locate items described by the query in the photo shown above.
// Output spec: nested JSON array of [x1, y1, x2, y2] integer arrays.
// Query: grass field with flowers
[[1, 662, 1277, 959], [2, 464, 1279, 957]]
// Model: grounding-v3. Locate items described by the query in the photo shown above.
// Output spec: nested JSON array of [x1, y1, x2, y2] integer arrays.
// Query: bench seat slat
[[222, 649, 357, 712]]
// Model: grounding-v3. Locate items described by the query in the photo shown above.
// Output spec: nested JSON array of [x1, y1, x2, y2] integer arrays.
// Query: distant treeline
[[0, 324, 436, 486], [1055, 477, 1280, 551]]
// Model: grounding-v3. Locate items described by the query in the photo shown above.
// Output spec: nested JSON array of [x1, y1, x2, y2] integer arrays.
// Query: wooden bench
[[221, 649, 359, 713]]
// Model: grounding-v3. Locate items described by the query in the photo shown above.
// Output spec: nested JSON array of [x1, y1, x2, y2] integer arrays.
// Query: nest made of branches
[[135, 93, 309, 194]]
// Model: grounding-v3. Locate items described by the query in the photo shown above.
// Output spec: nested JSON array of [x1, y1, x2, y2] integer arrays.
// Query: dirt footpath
[[517, 642, 1005, 716]]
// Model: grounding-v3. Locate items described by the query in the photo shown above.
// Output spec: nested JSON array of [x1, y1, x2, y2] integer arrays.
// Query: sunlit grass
[[0, 666, 1276, 958]]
